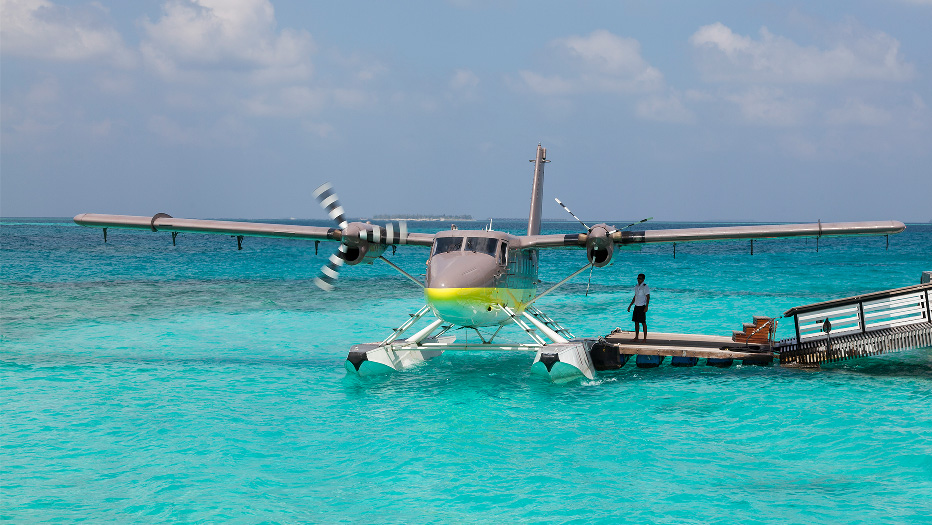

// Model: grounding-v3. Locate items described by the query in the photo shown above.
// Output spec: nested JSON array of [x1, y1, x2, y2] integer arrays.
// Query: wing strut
[[378, 256, 425, 289], [526, 262, 593, 308]]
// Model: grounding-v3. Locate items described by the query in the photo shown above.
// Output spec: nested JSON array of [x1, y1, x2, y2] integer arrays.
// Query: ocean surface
[[2, 218, 931, 524]]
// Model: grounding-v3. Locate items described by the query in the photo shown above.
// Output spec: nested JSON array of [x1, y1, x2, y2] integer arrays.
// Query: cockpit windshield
[[465, 237, 499, 257], [432, 237, 464, 255]]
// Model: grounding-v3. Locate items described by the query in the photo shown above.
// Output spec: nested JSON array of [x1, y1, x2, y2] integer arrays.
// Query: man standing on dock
[[627, 273, 650, 340]]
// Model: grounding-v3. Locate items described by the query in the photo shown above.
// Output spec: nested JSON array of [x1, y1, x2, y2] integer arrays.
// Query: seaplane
[[74, 145, 906, 382]]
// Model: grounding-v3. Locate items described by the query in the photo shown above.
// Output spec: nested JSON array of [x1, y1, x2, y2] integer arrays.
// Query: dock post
[[858, 301, 866, 333]]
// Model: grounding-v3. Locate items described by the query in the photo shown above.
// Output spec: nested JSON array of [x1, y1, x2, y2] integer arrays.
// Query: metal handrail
[[745, 317, 778, 348], [783, 282, 931, 317]]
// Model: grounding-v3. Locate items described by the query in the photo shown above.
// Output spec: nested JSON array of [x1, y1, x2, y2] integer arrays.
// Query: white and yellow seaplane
[[74, 145, 905, 381]]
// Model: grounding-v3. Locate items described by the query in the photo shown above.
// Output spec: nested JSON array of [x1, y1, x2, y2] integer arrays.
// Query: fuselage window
[[433, 236, 464, 255], [465, 237, 499, 257]]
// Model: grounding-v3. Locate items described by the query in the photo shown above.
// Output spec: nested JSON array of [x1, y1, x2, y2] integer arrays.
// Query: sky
[[2, 0, 930, 222]]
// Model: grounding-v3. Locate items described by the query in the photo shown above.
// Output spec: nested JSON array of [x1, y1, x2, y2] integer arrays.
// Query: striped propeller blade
[[313, 244, 347, 291], [612, 216, 653, 233], [313, 182, 348, 229], [351, 221, 410, 245], [554, 197, 590, 230]]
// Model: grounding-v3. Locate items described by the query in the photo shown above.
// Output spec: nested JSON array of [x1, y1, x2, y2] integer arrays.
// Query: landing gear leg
[[500, 305, 596, 382], [345, 305, 449, 375]]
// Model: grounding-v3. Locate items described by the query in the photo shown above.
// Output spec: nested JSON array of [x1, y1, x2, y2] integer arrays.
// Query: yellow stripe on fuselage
[[425, 286, 535, 327]]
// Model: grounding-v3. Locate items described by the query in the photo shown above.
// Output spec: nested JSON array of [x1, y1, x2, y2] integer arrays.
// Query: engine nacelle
[[586, 223, 614, 267], [341, 222, 388, 265], [342, 241, 387, 265]]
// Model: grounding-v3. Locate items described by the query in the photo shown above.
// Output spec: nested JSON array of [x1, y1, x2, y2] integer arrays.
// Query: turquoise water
[[2, 218, 931, 523]]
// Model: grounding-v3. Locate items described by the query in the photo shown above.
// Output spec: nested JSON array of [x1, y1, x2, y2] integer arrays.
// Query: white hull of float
[[531, 341, 597, 382], [346, 339, 597, 382]]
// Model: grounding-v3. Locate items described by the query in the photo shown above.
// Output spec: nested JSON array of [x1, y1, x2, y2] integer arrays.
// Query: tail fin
[[527, 144, 548, 235]]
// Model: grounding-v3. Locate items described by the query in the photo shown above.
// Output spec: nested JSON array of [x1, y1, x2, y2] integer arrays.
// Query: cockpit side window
[[432, 236, 464, 255], [465, 237, 499, 257], [498, 241, 507, 265]]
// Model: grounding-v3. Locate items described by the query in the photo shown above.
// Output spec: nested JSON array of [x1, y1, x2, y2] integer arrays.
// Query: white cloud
[[301, 121, 334, 138], [778, 134, 819, 159], [516, 71, 577, 96], [330, 88, 371, 109], [912, 93, 927, 111], [134, 0, 387, 125], [0, 76, 126, 146], [243, 86, 327, 117], [825, 98, 893, 126], [1, 77, 63, 140], [690, 22, 914, 84], [0, 0, 134, 66], [635, 93, 695, 124], [24, 76, 60, 105], [241, 85, 371, 118], [94, 74, 135, 95], [450, 69, 479, 91], [519, 30, 663, 95], [725, 87, 815, 126], [88, 119, 114, 138], [446, 69, 480, 103], [140, 0, 315, 83], [328, 51, 388, 82], [147, 113, 254, 145]]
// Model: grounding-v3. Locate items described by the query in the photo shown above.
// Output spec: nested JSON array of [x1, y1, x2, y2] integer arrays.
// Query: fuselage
[[425, 229, 538, 327]]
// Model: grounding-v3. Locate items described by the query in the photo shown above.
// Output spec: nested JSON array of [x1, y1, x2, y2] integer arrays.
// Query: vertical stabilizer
[[527, 144, 548, 235]]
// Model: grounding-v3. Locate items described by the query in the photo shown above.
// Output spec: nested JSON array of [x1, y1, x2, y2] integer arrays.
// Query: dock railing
[[784, 283, 930, 343], [777, 283, 932, 365], [744, 317, 777, 348]]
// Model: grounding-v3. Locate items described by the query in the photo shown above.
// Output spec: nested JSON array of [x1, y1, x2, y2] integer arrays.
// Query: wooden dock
[[593, 281, 930, 369], [604, 330, 773, 361], [604, 331, 773, 360]]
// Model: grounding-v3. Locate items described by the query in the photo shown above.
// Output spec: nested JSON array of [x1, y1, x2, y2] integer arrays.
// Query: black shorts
[[632, 305, 647, 323]]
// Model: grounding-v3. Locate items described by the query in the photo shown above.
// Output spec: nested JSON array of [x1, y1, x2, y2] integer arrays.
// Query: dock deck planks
[[605, 331, 773, 360]]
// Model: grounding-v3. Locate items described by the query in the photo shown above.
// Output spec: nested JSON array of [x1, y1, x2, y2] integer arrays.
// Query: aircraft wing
[[518, 220, 906, 248], [73, 213, 436, 246]]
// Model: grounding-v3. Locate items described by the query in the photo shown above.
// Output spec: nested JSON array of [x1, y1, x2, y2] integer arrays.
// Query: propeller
[[313, 182, 349, 291], [553, 196, 653, 289], [554, 198, 589, 230], [313, 244, 346, 291], [311, 182, 410, 291], [616, 216, 653, 232], [555, 197, 651, 234], [313, 182, 348, 229]]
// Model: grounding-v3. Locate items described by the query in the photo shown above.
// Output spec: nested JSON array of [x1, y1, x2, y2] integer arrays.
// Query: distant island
[[369, 214, 473, 221]]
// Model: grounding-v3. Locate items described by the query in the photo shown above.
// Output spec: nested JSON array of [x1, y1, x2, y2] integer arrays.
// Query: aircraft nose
[[428, 253, 499, 289]]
